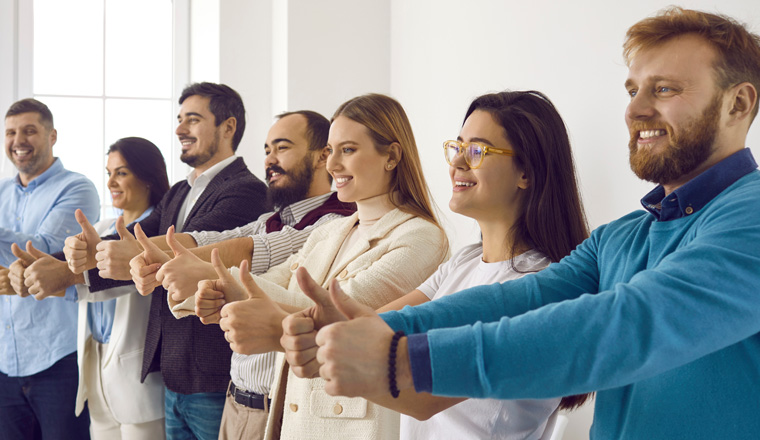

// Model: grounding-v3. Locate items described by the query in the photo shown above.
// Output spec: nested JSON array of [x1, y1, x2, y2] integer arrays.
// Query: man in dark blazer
[[63, 82, 268, 439]]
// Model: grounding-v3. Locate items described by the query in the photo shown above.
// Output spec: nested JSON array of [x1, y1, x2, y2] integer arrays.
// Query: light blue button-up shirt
[[0, 158, 99, 376], [86, 207, 154, 344]]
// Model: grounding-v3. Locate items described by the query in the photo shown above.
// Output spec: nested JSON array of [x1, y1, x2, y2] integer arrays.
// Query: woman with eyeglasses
[[282, 90, 592, 440]]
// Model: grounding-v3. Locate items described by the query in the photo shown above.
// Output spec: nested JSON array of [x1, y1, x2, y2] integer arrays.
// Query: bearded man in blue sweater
[[287, 7, 760, 439]]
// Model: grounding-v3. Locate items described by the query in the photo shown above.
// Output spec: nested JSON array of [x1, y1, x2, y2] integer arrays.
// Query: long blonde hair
[[332, 93, 442, 229]]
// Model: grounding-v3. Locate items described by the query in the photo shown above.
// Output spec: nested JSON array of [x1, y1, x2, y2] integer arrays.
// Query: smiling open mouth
[[639, 129, 666, 139]]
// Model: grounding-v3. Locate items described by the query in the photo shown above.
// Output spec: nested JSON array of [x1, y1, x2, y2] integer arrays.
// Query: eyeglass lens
[[445, 142, 484, 168]]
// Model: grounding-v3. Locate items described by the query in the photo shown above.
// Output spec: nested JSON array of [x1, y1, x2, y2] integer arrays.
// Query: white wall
[[214, 0, 391, 181]]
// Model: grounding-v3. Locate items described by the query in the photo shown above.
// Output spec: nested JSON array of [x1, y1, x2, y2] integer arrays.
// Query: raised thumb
[[25, 242, 48, 259], [75, 209, 99, 243], [295, 267, 331, 308], [328, 279, 374, 319], [166, 226, 189, 257], [238, 260, 267, 300], [11, 242, 36, 265], [134, 223, 159, 253], [115, 216, 135, 241], [210, 248, 234, 281]]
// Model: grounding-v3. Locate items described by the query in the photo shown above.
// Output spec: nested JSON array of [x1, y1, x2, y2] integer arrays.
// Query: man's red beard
[[628, 94, 721, 185]]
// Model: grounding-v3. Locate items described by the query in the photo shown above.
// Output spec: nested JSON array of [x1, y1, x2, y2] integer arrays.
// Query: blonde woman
[[175, 93, 448, 440]]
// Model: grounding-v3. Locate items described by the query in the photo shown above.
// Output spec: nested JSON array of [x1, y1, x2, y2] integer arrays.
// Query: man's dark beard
[[629, 94, 721, 185], [267, 154, 314, 209], [180, 131, 220, 168]]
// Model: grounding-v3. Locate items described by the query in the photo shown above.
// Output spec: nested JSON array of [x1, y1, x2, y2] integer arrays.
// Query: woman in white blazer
[[190, 94, 449, 440], [74, 138, 170, 439]]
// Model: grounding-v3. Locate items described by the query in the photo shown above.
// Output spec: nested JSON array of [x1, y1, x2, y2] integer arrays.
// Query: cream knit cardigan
[[252, 208, 448, 440]]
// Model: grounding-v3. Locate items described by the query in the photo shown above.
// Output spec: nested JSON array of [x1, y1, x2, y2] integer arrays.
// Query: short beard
[[628, 94, 721, 185], [10, 144, 50, 178], [180, 130, 220, 168], [266, 153, 314, 209]]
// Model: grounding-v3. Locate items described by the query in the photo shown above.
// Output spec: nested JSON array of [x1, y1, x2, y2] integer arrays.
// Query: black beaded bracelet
[[388, 330, 405, 398]]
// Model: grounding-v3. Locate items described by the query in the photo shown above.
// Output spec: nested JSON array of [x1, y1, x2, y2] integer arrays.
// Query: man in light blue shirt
[[0, 98, 99, 439]]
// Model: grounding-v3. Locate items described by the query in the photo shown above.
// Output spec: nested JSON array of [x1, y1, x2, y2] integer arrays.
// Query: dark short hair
[[275, 110, 330, 151], [107, 137, 170, 206], [5, 98, 54, 130], [179, 82, 246, 151]]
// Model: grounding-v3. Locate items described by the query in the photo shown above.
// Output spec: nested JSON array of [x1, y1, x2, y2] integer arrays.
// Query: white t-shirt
[[401, 243, 561, 440]]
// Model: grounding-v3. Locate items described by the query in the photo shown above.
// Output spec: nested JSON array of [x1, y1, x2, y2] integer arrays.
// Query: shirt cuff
[[188, 230, 205, 247], [380, 310, 405, 332], [249, 235, 270, 274], [63, 285, 78, 302], [407, 333, 433, 393]]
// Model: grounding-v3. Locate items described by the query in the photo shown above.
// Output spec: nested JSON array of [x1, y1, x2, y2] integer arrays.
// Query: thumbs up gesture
[[195, 248, 254, 324], [210, 251, 288, 354], [314, 281, 408, 398], [0, 265, 12, 296], [129, 223, 171, 295], [63, 209, 101, 274], [8, 242, 39, 297], [20, 242, 78, 300], [281, 268, 349, 379], [94, 216, 142, 280], [156, 227, 218, 303]]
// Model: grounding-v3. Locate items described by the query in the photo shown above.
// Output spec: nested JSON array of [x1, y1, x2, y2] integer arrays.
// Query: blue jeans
[[0, 352, 90, 440], [165, 388, 225, 440]]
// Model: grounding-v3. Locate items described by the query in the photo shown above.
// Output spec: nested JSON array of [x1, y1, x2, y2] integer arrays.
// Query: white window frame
[[1, 0, 190, 198]]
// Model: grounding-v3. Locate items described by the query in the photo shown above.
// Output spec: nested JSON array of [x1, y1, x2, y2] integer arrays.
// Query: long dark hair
[[465, 91, 591, 410], [107, 137, 170, 207]]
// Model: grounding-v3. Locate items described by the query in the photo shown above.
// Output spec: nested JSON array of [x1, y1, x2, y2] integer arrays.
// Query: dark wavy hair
[[107, 137, 170, 207], [465, 91, 591, 410], [179, 82, 246, 151]]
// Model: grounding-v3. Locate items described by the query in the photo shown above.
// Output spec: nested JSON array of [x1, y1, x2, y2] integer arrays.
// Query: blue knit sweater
[[384, 149, 760, 439]]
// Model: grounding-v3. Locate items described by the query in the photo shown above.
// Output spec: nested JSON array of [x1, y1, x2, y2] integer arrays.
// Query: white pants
[[84, 338, 165, 440]]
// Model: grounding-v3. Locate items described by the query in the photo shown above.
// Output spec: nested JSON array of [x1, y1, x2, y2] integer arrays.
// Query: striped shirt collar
[[277, 192, 334, 226]]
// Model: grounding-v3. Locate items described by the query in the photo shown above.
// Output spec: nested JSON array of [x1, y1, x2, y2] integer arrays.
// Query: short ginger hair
[[624, 7, 760, 119]]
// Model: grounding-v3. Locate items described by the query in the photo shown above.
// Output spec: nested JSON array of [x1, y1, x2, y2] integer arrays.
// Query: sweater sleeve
[[260, 218, 448, 311], [415, 191, 760, 400]]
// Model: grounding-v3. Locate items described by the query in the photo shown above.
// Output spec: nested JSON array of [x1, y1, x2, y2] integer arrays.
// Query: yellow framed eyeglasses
[[443, 140, 514, 169]]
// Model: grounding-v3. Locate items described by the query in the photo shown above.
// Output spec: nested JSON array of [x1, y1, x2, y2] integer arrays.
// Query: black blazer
[[88, 157, 268, 394]]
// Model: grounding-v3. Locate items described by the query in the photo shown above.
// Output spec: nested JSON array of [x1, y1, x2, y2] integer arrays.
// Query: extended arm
[[220, 222, 448, 356], [414, 205, 760, 400], [382, 235, 601, 335]]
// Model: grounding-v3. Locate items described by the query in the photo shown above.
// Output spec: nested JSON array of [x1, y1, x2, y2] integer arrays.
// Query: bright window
[[32, 0, 176, 218]]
